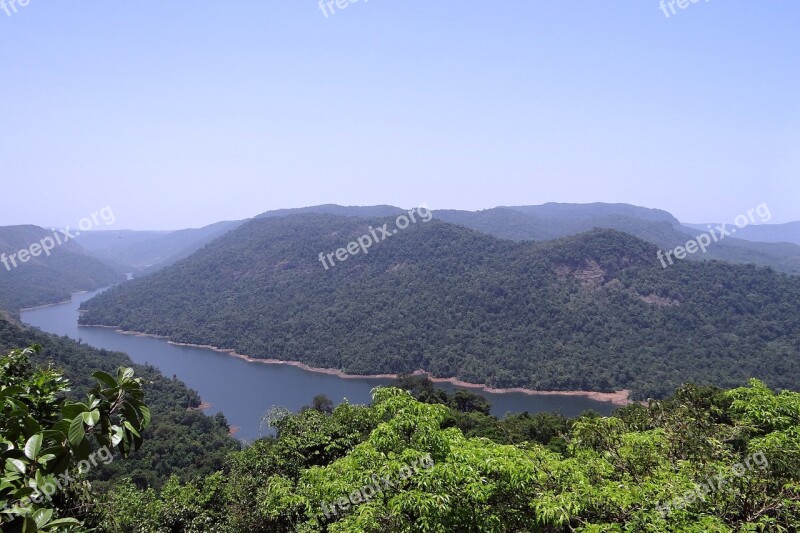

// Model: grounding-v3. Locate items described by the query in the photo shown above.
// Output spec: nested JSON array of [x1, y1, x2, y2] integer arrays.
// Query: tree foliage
[[0, 346, 150, 532], [78, 216, 800, 400], [97, 381, 800, 532]]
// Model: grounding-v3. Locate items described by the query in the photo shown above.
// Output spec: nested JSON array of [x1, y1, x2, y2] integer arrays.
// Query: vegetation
[[80, 214, 800, 399], [0, 346, 150, 531], [434, 204, 800, 273], [1, 339, 799, 531], [91, 380, 800, 532], [0, 225, 123, 314], [0, 316, 239, 492]]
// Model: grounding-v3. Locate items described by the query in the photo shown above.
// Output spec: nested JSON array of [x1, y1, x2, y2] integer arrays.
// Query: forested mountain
[[0, 225, 124, 313], [257, 204, 404, 219], [434, 205, 800, 274], [76, 220, 244, 275], [79, 214, 800, 399], [244, 203, 800, 273], [0, 314, 239, 490]]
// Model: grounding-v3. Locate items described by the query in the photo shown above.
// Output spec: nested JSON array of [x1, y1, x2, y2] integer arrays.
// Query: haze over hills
[[3, 202, 796, 315], [250, 203, 800, 274], [79, 212, 800, 399], [433, 204, 800, 274], [685, 221, 800, 246], [76, 220, 244, 274], [0, 225, 123, 313], [53, 203, 799, 279]]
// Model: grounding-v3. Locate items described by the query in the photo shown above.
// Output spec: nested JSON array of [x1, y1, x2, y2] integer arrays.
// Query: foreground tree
[[97, 380, 800, 532], [0, 346, 151, 532]]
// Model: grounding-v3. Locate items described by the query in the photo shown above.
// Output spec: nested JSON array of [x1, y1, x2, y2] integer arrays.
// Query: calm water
[[21, 289, 615, 441]]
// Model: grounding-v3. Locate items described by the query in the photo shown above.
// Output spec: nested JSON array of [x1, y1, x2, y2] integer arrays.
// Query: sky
[[0, 1, 798, 230]]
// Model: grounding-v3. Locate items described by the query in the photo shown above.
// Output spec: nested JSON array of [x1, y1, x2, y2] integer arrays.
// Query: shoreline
[[19, 291, 88, 312], [80, 324, 631, 406]]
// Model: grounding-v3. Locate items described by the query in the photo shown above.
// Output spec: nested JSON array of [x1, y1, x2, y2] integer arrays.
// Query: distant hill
[[257, 204, 404, 219], [249, 203, 800, 274], [685, 221, 800, 246], [76, 220, 244, 274], [79, 213, 800, 399], [0, 225, 123, 313], [433, 205, 800, 274]]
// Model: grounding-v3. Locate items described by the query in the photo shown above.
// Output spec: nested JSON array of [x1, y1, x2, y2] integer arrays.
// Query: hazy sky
[[1, 1, 798, 230]]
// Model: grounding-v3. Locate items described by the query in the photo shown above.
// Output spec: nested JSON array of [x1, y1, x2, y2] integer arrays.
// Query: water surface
[[22, 289, 615, 441]]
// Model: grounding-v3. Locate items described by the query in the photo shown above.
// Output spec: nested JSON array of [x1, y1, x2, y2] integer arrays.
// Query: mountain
[[434, 205, 800, 274], [79, 213, 800, 399], [250, 203, 800, 274], [76, 220, 244, 275], [686, 221, 800, 246], [257, 204, 405, 219], [0, 225, 124, 313]]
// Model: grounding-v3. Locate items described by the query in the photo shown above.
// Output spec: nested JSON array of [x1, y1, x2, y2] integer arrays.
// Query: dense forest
[[80, 214, 800, 399], [251, 203, 800, 273], [98, 379, 800, 532], [5, 345, 798, 531], [0, 314, 239, 491], [0, 226, 123, 313]]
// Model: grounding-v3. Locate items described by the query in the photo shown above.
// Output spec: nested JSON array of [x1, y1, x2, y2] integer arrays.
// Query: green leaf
[[82, 410, 100, 427], [22, 515, 38, 533], [6, 458, 26, 474], [123, 420, 141, 438], [68, 416, 85, 447], [24, 434, 42, 460], [33, 508, 53, 528], [36, 453, 56, 465], [0, 385, 24, 399], [92, 370, 118, 389], [42, 518, 81, 528], [61, 403, 86, 420], [139, 405, 152, 428], [111, 426, 124, 447]]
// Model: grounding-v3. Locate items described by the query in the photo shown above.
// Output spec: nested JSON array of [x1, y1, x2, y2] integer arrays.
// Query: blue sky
[[1, 1, 798, 229]]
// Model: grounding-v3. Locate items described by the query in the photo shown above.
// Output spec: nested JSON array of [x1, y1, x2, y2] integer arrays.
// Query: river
[[21, 289, 616, 441]]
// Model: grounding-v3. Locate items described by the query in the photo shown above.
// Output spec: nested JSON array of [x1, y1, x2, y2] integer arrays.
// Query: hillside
[[79, 214, 800, 399], [76, 220, 244, 274], [434, 205, 800, 274], [0, 313, 239, 489], [0, 225, 124, 313], [233, 203, 800, 273]]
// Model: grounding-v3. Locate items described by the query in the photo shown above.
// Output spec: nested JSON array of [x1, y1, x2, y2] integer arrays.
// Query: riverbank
[[19, 292, 88, 312], [81, 325, 632, 406]]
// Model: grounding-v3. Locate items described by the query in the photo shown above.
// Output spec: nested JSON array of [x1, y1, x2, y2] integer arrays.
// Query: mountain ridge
[[79, 213, 800, 399]]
